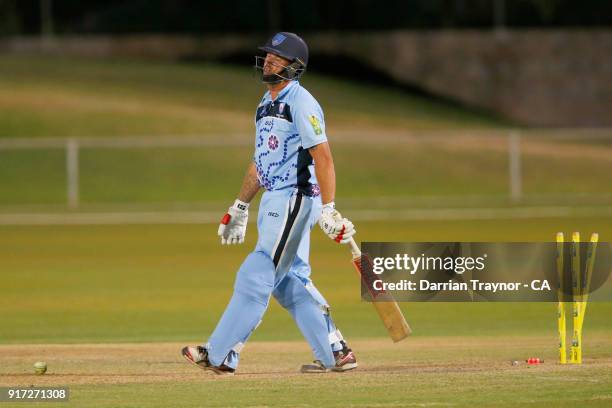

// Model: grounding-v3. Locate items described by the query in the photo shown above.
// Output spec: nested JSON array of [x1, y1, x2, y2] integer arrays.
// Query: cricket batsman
[[182, 32, 357, 375]]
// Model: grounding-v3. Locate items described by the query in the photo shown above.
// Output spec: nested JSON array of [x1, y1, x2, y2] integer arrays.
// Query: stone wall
[[2, 30, 611, 126]]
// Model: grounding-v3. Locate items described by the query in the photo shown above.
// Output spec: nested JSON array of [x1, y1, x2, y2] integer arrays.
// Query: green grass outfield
[[0, 219, 611, 407], [0, 55, 504, 139], [0, 55, 610, 208], [0, 55, 510, 207], [2, 219, 611, 344]]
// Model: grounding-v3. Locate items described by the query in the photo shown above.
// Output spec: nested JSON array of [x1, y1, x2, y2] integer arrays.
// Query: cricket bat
[[348, 238, 412, 342]]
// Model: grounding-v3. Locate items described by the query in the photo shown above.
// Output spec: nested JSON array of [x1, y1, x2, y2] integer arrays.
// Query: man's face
[[263, 53, 290, 76]]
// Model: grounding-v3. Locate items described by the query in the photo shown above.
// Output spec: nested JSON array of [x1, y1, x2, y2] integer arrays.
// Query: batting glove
[[218, 199, 249, 245], [318, 202, 356, 244]]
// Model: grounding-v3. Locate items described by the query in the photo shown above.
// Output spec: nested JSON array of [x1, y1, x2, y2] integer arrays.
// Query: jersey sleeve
[[294, 93, 327, 149]]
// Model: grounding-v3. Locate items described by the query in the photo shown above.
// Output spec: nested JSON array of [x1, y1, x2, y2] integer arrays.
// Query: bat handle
[[348, 237, 361, 258]]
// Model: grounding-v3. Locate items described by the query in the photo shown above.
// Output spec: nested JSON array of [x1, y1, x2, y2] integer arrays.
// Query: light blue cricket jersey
[[254, 80, 327, 196]]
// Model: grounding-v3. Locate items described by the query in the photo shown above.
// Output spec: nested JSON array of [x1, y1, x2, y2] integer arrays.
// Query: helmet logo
[[271, 33, 287, 46]]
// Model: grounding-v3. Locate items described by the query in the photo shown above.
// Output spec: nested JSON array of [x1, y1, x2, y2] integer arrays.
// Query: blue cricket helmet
[[256, 32, 309, 82], [258, 32, 309, 67]]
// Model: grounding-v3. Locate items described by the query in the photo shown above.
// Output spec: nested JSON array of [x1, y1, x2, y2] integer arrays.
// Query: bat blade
[[351, 252, 412, 342]]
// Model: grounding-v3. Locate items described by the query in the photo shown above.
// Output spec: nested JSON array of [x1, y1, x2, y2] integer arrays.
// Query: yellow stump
[[556, 232, 567, 364], [570, 232, 581, 364], [559, 232, 598, 365]]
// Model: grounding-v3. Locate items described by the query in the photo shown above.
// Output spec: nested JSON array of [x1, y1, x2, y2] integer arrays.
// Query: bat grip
[[348, 237, 361, 258]]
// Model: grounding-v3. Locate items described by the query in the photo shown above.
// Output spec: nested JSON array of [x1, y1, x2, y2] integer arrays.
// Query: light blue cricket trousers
[[205, 188, 345, 369]]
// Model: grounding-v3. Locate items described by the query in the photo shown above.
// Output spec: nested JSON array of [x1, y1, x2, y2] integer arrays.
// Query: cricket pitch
[[1, 336, 611, 407]]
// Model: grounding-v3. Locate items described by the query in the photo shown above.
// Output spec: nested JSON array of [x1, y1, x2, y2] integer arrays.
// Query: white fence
[[0, 129, 610, 210], [0, 135, 251, 209]]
